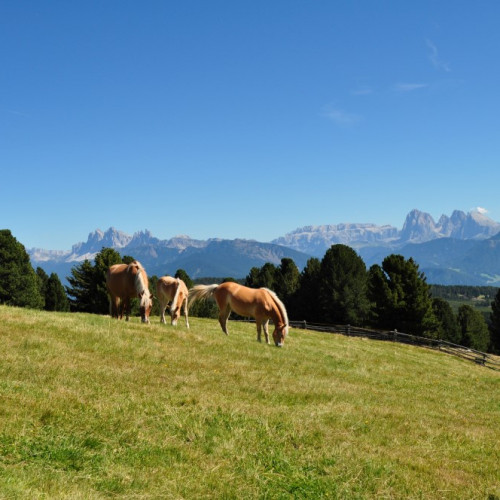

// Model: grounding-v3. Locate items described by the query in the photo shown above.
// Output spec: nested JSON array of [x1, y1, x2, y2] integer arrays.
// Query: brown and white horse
[[188, 282, 289, 347], [106, 260, 153, 323], [156, 276, 190, 327]]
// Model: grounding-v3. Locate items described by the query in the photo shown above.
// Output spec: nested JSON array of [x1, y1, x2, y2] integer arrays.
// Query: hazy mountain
[[273, 209, 500, 256], [29, 229, 311, 281], [27, 209, 500, 286], [272, 223, 399, 256]]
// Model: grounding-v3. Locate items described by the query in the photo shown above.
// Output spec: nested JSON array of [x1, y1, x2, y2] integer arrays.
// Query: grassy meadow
[[0, 305, 499, 499]]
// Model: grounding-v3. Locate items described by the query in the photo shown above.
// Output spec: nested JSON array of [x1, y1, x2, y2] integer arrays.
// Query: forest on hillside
[[2, 228, 500, 354]]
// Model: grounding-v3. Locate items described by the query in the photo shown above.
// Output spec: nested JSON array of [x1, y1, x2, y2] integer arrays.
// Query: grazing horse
[[106, 260, 153, 323], [156, 276, 190, 327], [188, 282, 289, 347]]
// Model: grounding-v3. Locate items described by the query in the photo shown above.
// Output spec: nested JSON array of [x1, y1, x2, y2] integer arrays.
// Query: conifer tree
[[489, 288, 500, 354], [36, 266, 49, 309], [291, 257, 321, 322], [368, 254, 437, 336], [45, 273, 70, 312], [319, 244, 369, 325], [274, 258, 300, 306], [432, 297, 460, 343], [0, 230, 43, 308], [457, 304, 490, 352]]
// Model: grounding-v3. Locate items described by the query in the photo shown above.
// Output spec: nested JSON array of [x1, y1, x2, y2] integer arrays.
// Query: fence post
[[302, 320, 307, 330], [346, 324, 351, 336], [392, 329, 398, 341]]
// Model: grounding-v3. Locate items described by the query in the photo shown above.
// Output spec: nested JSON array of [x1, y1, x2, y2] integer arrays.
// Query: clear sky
[[2, 1, 500, 250]]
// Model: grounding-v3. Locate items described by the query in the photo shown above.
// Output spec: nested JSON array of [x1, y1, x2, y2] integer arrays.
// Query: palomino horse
[[156, 276, 190, 327], [106, 260, 153, 323], [188, 282, 289, 347]]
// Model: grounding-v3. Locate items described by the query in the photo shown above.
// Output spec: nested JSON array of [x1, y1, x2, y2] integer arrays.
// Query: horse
[[106, 260, 153, 323], [188, 282, 289, 347], [156, 276, 190, 327]]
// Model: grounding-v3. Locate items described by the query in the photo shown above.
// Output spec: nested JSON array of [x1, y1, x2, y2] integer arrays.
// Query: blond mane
[[132, 261, 152, 308], [171, 278, 182, 313], [262, 287, 289, 331]]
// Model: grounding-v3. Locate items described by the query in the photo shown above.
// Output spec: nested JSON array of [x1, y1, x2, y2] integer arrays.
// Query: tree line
[[1, 229, 499, 354]]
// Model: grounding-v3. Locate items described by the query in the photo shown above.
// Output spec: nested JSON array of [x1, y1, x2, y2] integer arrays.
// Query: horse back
[[216, 282, 273, 318], [157, 276, 177, 302], [106, 263, 137, 299]]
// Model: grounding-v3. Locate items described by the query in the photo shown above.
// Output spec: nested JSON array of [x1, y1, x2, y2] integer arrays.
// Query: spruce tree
[[457, 304, 490, 352], [274, 258, 300, 306], [291, 257, 321, 322], [368, 254, 437, 336], [45, 273, 70, 312], [489, 288, 500, 354], [319, 244, 369, 326], [0, 230, 43, 308], [36, 266, 49, 309], [432, 297, 460, 343]]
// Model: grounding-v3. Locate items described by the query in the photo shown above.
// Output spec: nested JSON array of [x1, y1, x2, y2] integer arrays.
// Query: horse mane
[[171, 278, 181, 313], [262, 288, 289, 329], [131, 261, 151, 306]]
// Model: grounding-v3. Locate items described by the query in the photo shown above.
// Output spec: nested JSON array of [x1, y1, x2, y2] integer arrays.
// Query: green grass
[[1, 305, 499, 499]]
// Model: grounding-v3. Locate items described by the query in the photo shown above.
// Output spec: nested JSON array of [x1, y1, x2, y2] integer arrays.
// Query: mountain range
[[28, 209, 500, 286]]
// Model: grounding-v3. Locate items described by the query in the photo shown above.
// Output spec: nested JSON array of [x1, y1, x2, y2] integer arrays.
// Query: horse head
[[273, 323, 289, 347], [139, 290, 153, 323], [170, 305, 180, 326]]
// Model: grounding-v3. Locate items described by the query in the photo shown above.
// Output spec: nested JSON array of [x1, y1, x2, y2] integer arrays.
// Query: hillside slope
[[1, 306, 499, 499]]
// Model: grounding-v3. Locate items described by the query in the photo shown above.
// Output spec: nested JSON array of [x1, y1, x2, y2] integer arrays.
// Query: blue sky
[[2, 1, 500, 250]]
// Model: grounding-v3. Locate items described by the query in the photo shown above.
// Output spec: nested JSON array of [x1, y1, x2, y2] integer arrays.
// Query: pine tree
[[368, 254, 437, 336], [457, 305, 490, 352], [0, 230, 43, 308], [319, 244, 369, 325], [244, 263, 277, 290], [274, 258, 300, 306], [291, 257, 321, 322], [36, 267, 49, 309], [432, 298, 460, 343], [489, 288, 500, 354], [45, 273, 70, 312]]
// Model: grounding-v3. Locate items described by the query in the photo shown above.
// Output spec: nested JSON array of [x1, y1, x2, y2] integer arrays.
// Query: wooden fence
[[288, 320, 500, 371]]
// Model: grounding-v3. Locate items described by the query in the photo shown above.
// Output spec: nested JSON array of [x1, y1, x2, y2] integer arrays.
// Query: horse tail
[[188, 284, 218, 308], [263, 288, 289, 332], [171, 278, 182, 314]]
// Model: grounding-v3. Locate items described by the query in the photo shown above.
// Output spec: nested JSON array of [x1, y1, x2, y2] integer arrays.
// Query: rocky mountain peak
[[400, 209, 440, 243]]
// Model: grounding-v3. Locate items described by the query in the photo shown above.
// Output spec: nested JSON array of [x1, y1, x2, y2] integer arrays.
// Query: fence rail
[[288, 320, 500, 371]]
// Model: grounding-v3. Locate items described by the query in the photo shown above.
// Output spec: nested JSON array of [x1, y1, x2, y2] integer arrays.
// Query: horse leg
[[218, 305, 231, 335], [110, 296, 119, 319], [263, 320, 270, 344], [183, 297, 190, 329], [256, 321, 262, 342], [123, 298, 131, 321], [159, 299, 166, 324], [117, 298, 124, 319]]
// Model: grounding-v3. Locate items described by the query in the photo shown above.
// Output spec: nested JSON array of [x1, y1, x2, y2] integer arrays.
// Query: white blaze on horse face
[[140, 291, 153, 323]]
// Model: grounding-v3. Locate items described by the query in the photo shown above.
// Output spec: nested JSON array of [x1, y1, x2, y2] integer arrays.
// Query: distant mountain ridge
[[272, 209, 500, 256], [29, 229, 311, 281], [28, 209, 500, 285]]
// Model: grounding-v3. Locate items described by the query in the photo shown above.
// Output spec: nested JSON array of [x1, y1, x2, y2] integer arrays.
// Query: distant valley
[[28, 209, 500, 286]]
